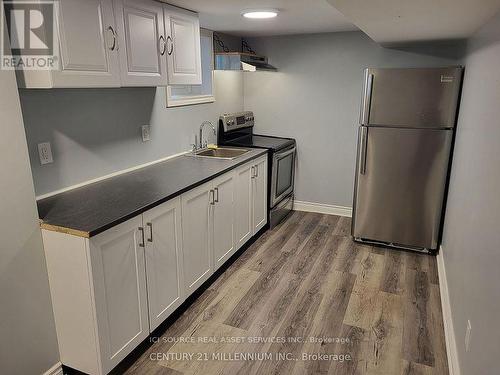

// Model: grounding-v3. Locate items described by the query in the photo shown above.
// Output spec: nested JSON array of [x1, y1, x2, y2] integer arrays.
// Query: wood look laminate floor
[[124, 211, 448, 375]]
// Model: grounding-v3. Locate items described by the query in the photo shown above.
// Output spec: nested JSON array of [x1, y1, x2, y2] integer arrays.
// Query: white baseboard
[[437, 246, 461, 375], [43, 362, 63, 375], [293, 200, 352, 217]]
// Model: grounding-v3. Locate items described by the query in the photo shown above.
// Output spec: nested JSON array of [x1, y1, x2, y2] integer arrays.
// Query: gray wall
[[441, 11, 500, 374], [243, 31, 461, 207], [0, 36, 60, 374], [20, 71, 244, 196]]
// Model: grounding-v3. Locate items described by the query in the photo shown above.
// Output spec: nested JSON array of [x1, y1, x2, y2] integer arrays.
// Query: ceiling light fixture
[[242, 10, 278, 19]]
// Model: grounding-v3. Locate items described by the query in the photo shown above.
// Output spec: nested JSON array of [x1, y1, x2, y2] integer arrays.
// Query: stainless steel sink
[[189, 147, 250, 160]]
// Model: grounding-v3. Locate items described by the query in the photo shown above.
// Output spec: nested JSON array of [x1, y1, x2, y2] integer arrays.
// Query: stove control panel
[[220, 111, 254, 132]]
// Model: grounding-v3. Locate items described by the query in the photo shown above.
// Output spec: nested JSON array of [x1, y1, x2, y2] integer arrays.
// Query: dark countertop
[[38, 148, 267, 237]]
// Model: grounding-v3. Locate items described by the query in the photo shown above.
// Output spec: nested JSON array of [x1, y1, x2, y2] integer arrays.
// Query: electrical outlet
[[38, 142, 53, 165], [465, 320, 472, 352], [141, 125, 151, 142]]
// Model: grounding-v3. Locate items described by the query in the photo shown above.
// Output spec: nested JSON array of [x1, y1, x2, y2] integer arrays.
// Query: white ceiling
[[164, 0, 357, 37], [327, 0, 500, 44]]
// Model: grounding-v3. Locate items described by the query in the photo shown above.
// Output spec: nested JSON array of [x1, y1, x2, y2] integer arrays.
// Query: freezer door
[[352, 126, 453, 250], [360, 67, 463, 128]]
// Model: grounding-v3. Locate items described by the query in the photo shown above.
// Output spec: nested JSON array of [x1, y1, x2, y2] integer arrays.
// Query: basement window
[[166, 29, 215, 107]]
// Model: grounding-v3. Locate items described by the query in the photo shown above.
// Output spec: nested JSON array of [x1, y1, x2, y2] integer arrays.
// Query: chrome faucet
[[199, 121, 216, 149]]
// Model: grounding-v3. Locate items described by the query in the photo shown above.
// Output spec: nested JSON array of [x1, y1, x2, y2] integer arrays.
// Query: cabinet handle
[[107, 26, 117, 51], [209, 189, 215, 205], [254, 165, 259, 178], [159, 35, 166, 56], [147, 222, 153, 242], [166, 36, 174, 55], [251, 166, 255, 179], [138, 227, 145, 247], [214, 187, 219, 203]]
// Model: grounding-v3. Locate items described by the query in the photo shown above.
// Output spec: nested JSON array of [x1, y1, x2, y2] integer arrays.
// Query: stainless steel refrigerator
[[352, 67, 463, 252]]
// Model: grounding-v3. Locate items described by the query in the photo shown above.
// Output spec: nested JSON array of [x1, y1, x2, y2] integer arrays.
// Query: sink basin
[[189, 147, 250, 160]]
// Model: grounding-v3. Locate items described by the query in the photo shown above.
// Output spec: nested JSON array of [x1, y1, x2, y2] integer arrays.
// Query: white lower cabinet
[[180, 171, 237, 287], [181, 181, 213, 295], [89, 216, 150, 374], [143, 197, 184, 331], [234, 162, 253, 249], [253, 156, 268, 233], [42, 155, 267, 375], [234, 155, 268, 250], [212, 172, 235, 270]]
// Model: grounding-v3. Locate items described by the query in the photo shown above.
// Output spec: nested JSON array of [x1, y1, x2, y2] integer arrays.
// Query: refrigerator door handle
[[359, 127, 368, 175], [360, 72, 374, 125]]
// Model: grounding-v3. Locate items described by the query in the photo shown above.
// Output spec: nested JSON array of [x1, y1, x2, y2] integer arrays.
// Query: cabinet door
[[253, 156, 268, 234], [53, 0, 121, 87], [143, 197, 184, 331], [114, 0, 167, 86], [89, 216, 149, 374], [212, 173, 235, 270], [181, 182, 212, 296], [234, 162, 253, 250], [164, 5, 202, 85]]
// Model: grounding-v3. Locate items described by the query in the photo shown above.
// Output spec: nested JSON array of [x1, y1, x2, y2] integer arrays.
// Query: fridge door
[[360, 67, 463, 128], [352, 126, 453, 250]]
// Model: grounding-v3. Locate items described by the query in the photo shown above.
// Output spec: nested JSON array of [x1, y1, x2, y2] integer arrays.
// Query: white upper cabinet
[[114, 0, 167, 86], [163, 4, 202, 85], [54, 0, 121, 87], [16, 0, 121, 88], [143, 197, 184, 332], [13, 0, 203, 88]]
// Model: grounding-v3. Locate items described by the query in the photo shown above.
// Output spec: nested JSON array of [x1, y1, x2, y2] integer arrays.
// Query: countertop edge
[[40, 221, 90, 238], [39, 149, 268, 238]]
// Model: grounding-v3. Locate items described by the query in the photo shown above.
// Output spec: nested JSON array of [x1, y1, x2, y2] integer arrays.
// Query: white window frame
[[165, 29, 215, 108]]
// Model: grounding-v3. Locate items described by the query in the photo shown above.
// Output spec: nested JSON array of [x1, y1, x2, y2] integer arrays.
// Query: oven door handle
[[273, 146, 296, 161]]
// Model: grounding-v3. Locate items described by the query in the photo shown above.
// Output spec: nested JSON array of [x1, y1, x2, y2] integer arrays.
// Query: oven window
[[276, 154, 293, 196]]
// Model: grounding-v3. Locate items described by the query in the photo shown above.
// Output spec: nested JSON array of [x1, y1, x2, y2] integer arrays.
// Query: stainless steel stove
[[218, 111, 296, 228]]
